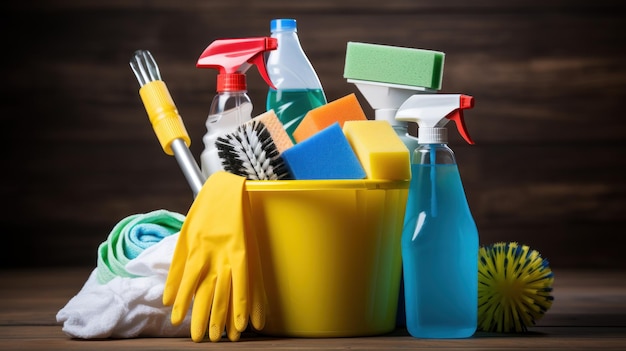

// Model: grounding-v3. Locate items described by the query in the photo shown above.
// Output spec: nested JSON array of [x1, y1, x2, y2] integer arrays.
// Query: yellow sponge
[[255, 109, 293, 153], [293, 93, 367, 143], [342, 120, 411, 180]]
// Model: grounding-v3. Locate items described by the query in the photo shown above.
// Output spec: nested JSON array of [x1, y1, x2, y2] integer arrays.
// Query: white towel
[[56, 234, 191, 339]]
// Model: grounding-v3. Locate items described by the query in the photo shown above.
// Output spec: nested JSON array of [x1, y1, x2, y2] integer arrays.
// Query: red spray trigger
[[445, 95, 475, 144], [196, 37, 277, 91]]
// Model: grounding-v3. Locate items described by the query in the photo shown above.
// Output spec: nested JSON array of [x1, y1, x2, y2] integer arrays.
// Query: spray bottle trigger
[[250, 53, 276, 90], [196, 37, 278, 90], [445, 95, 475, 144]]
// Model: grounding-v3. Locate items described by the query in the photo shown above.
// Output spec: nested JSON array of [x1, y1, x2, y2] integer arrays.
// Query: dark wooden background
[[3, 1, 625, 270]]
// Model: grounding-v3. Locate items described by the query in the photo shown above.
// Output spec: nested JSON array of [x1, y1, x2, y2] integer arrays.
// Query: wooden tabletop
[[0, 268, 625, 350]]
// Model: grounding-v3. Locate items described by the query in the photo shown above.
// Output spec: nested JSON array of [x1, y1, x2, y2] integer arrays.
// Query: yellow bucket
[[245, 178, 409, 337]]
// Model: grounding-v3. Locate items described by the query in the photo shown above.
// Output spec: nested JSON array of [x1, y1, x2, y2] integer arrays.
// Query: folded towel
[[96, 209, 185, 284], [56, 233, 191, 339]]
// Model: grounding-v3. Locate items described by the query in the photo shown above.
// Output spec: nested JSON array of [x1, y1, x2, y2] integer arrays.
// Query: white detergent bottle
[[196, 37, 277, 178], [266, 18, 327, 142], [396, 94, 479, 339]]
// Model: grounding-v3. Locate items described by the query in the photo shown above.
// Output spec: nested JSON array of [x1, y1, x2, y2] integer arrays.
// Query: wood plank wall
[[3, 1, 626, 269]]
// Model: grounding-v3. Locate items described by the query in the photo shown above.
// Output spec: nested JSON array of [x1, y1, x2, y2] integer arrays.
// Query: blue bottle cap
[[271, 18, 297, 32]]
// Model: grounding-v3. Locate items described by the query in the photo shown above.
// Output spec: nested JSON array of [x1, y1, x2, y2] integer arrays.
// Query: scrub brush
[[216, 118, 292, 180], [478, 242, 554, 333]]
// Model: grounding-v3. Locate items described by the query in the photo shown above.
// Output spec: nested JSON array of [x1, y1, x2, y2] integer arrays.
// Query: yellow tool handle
[[139, 80, 191, 155]]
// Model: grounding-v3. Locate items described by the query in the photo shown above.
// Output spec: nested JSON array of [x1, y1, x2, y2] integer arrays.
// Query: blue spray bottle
[[395, 94, 478, 339]]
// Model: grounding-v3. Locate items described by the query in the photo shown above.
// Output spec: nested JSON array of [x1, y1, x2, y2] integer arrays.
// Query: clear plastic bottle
[[396, 94, 478, 339], [201, 89, 254, 178], [392, 123, 420, 154], [266, 18, 327, 142]]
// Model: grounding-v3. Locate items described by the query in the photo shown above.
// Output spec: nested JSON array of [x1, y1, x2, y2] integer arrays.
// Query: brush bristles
[[216, 120, 291, 180], [478, 242, 554, 333]]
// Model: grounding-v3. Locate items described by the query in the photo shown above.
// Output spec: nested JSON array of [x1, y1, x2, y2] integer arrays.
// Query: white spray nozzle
[[347, 79, 434, 126], [396, 94, 475, 144]]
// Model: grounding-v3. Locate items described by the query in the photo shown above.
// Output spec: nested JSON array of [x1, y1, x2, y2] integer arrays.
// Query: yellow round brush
[[478, 242, 554, 333]]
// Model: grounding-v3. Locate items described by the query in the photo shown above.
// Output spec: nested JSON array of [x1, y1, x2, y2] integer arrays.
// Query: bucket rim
[[245, 179, 410, 192]]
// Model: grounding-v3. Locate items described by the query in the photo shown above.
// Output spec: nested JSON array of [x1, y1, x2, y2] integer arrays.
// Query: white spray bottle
[[395, 94, 479, 339]]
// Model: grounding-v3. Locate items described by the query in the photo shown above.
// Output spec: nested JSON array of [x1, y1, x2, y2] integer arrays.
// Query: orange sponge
[[292, 93, 367, 143]]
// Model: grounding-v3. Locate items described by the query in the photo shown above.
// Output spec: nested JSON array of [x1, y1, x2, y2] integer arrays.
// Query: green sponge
[[343, 41, 445, 90]]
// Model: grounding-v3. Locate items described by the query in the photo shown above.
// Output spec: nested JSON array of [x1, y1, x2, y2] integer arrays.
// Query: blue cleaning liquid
[[266, 88, 326, 142], [402, 163, 478, 338]]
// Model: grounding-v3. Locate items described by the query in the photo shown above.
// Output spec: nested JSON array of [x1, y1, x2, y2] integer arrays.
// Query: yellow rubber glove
[[162, 171, 267, 342]]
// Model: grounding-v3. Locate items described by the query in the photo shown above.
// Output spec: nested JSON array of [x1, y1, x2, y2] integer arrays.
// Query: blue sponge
[[281, 122, 366, 180]]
